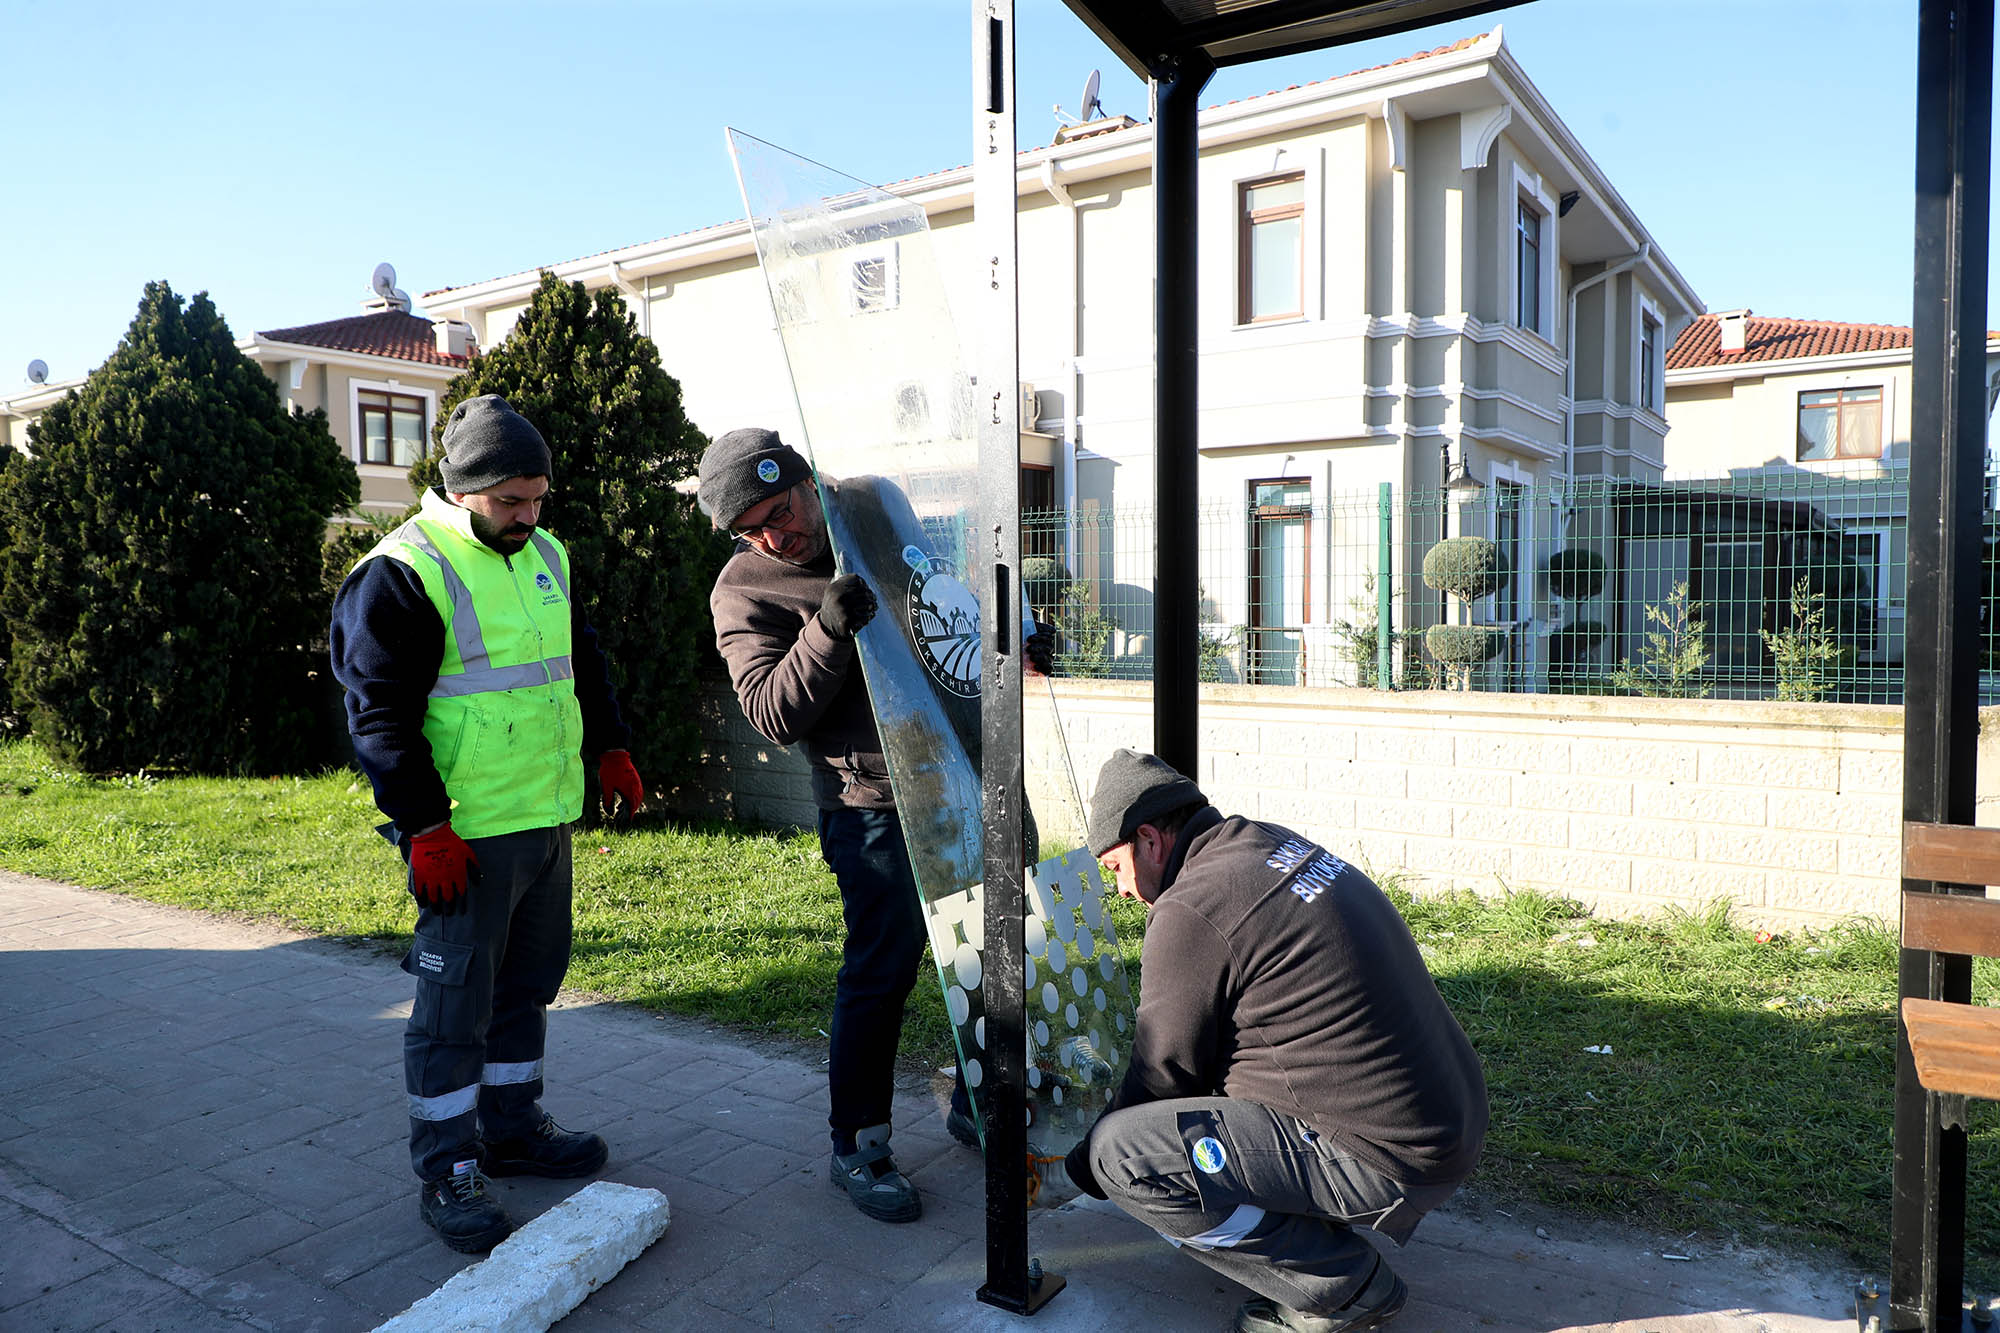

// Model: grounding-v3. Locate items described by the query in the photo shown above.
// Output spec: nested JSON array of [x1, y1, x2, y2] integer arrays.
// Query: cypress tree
[[0, 281, 357, 773], [407, 271, 727, 808]]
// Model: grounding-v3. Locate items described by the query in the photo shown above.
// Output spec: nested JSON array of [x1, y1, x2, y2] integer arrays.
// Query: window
[[358, 389, 426, 467], [1020, 465, 1060, 563], [1640, 310, 1662, 412], [851, 245, 899, 313], [1238, 173, 1305, 324], [1516, 199, 1544, 332], [1797, 386, 1883, 461], [1248, 479, 1311, 684]]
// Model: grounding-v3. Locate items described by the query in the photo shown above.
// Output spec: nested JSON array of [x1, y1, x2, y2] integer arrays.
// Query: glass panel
[[1841, 394, 1883, 457], [729, 129, 1132, 1196], [1244, 176, 1304, 213], [1248, 215, 1302, 319], [391, 409, 424, 467], [1797, 401, 1837, 460], [1517, 204, 1541, 330], [362, 409, 389, 465], [1702, 539, 1763, 670]]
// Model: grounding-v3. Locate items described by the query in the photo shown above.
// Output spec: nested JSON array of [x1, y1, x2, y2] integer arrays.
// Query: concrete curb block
[[374, 1181, 671, 1333]]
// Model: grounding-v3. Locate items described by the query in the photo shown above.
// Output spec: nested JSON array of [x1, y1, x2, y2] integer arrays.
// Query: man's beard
[[469, 509, 535, 553]]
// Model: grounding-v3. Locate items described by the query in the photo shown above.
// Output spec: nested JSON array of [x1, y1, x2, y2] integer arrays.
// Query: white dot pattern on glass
[[921, 848, 1137, 1181], [953, 941, 982, 990]]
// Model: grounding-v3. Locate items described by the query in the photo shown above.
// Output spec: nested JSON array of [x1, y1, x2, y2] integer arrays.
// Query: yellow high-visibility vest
[[355, 488, 584, 838]]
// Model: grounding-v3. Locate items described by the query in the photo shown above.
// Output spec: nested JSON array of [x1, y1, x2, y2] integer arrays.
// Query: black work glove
[[1063, 1133, 1107, 1200], [1024, 621, 1056, 677], [818, 572, 877, 640]]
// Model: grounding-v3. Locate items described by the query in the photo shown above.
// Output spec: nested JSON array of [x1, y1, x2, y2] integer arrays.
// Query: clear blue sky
[[2, 0, 1974, 391]]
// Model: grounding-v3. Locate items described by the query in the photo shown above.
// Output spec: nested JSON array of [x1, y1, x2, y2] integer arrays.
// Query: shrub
[[1546, 548, 1608, 601], [1422, 536, 1511, 603], [1424, 623, 1507, 667], [1763, 577, 1853, 703], [0, 282, 356, 773], [1610, 582, 1710, 698], [1547, 619, 1609, 663], [1022, 556, 1068, 616], [407, 272, 729, 809]]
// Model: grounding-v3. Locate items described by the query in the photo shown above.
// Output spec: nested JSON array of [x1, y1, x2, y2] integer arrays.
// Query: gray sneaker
[[829, 1124, 922, 1223]]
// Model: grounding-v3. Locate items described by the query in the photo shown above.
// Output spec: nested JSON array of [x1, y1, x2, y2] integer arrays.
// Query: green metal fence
[[1021, 465, 1985, 705]]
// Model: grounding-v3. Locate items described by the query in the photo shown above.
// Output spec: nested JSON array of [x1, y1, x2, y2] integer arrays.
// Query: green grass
[[0, 737, 1993, 1286]]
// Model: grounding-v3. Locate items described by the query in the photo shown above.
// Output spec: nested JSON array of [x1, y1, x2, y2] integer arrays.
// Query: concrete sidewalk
[[0, 870, 1861, 1332]]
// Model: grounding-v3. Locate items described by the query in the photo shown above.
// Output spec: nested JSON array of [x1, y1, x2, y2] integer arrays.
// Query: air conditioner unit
[[1020, 383, 1053, 435]]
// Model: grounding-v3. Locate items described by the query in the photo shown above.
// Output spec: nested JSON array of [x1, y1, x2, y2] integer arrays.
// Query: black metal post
[[1151, 46, 1213, 779], [1891, 2, 1992, 1329], [973, 0, 1063, 1314]]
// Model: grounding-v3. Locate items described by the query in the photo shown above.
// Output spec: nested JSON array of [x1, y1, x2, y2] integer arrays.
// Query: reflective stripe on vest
[[389, 523, 573, 699]]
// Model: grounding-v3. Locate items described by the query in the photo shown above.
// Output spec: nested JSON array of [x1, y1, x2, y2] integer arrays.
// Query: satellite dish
[[371, 262, 398, 299], [26, 359, 47, 385], [1079, 69, 1104, 121]]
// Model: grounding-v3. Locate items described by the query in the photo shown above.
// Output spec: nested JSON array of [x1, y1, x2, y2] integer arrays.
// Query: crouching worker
[[1063, 750, 1487, 1333], [330, 395, 645, 1253]]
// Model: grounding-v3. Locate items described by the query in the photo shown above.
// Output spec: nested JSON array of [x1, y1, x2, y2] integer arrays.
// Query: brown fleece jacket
[[709, 547, 893, 812]]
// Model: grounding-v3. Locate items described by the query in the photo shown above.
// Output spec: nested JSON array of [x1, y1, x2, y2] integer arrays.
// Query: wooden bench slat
[[1903, 820, 2000, 887], [1903, 998, 2000, 1101], [1901, 890, 2000, 958]]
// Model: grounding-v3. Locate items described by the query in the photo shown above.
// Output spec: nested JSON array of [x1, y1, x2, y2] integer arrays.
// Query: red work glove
[[598, 749, 645, 825], [407, 824, 478, 915]]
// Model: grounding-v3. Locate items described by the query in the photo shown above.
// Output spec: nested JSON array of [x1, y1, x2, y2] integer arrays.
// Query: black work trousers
[[817, 806, 929, 1146], [1081, 1096, 1465, 1316], [401, 824, 573, 1181]]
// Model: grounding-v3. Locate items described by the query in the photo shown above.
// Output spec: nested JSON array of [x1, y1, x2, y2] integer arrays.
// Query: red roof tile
[[256, 310, 466, 367], [1666, 312, 1916, 369]]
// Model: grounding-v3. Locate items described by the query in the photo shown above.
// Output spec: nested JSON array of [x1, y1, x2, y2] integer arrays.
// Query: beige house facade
[[424, 27, 1700, 686]]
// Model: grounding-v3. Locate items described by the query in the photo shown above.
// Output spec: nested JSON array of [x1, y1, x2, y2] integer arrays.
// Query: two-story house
[[421, 26, 1699, 687]]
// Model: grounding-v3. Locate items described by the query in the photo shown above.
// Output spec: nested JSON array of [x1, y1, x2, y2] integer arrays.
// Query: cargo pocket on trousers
[[402, 932, 474, 1038]]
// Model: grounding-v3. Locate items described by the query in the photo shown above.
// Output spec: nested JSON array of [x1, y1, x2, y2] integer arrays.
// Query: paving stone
[[124, 1188, 266, 1258], [202, 1256, 380, 1332], [1, 1257, 188, 1332], [0, 1201, 118, 1311], [267, 1196, 424, 1286], [209, 1142, 402, 1229], [69, 1164, 218, 1235], [675, 1085, 833, 1153], [96, 1285, 258, 1332]]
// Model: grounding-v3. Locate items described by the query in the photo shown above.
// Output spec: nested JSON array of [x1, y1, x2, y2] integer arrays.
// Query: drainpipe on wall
[[1560, 242, 1650, 546], [1042, 159, 1082, 577]]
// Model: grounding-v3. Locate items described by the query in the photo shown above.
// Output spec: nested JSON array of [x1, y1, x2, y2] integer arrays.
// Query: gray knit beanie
[[438, 395, 552, 493], [1086, 748, 1206, 856], [697, 427, 811, 530]]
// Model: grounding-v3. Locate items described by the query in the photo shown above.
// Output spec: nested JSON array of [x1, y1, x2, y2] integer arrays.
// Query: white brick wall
[[689, 677, 2000, 932]]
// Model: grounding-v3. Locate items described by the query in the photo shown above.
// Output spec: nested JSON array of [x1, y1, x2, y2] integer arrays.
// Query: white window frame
[[349, 378, 437, 470], [1637, 294, 1665, 415], [1229, 150, 1322, 331], [1508, 164, 1558, 344], [849, 242, 900, 314]]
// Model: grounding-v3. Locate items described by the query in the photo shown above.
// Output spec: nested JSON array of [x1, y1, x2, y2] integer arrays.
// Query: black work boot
[[482, 1114, 609, 1179], [419, 1159, 513, 1253]]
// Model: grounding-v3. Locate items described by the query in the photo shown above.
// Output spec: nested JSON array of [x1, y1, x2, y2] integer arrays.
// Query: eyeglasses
[[732, 493, 795, 540]]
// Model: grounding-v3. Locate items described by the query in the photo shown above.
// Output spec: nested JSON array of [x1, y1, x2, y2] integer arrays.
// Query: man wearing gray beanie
[[330, 393, 646, 1253], [1063, 748, 1488, 1333], [700, 425, 1053, 1227]]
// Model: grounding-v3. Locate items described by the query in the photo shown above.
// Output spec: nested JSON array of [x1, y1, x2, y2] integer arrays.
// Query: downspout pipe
[[1043, 160, 1081, 576]]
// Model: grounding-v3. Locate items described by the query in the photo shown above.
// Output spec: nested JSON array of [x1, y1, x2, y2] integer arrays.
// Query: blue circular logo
[[1191, 1136, 1227, 1174], [757, 458, 780, 483], [535, 572, 553, 591]]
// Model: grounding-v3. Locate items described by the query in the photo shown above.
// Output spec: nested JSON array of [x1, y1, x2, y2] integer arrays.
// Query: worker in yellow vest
[[329, 395, 646, 1253]]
